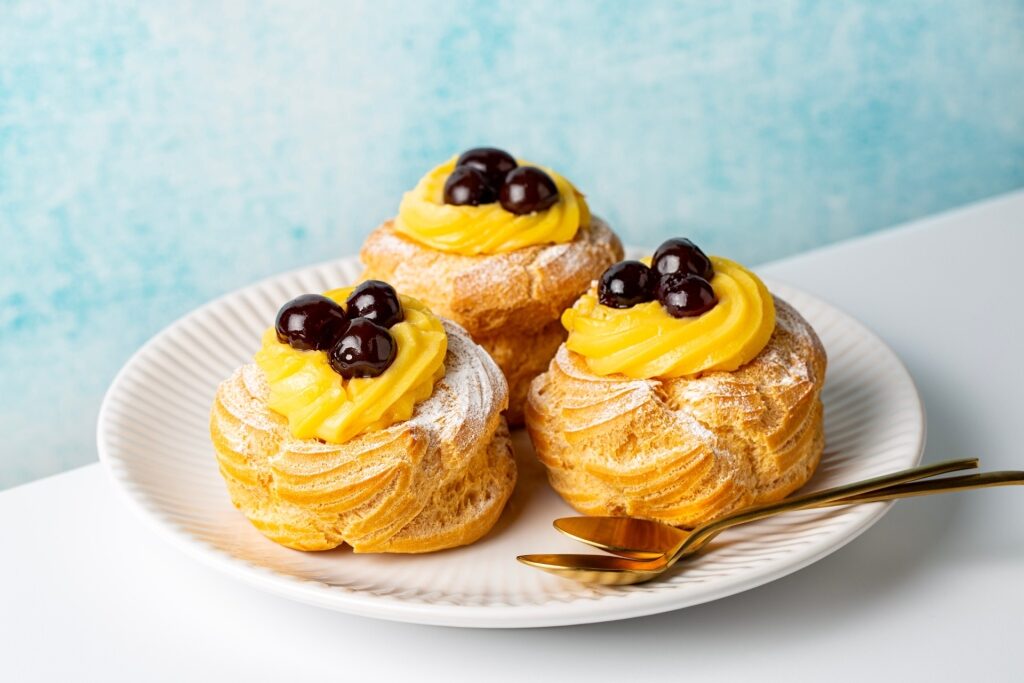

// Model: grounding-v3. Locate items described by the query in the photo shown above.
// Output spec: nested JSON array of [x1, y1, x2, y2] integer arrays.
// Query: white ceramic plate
[[97, 254, 925, 628]]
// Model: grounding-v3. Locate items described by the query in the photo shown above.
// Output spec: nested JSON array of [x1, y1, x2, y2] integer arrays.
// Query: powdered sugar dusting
[[552, 346, 652, 432], [400, 319, 507, 453], [449, 217, 619, 297]]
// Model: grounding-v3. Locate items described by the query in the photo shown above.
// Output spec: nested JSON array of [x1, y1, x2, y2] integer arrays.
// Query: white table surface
[[3, 192, 1023, 682]]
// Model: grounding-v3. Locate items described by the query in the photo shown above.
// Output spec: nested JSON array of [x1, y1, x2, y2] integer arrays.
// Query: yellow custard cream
[[394, 156, 590, 255], [563, 257, 776, 379], [255, 288, 447, 444]]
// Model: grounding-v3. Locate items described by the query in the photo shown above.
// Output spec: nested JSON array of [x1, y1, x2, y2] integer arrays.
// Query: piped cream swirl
[[393, 156, 590, 255], [563, 256, 776, 379], [254, 288, 447, 444]]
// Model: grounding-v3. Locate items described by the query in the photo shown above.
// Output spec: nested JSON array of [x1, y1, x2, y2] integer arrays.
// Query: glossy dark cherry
[[274, 294, 349, 351], [598, 260, 656, 309], [499, 166, 559, 215], [651, 237, 714, 281], [345, 280, 404, 328], [455, 147, 518, 189], [657, 273, 718, 318], [327, 318, 397, 379], [443, 166, 498, 206]]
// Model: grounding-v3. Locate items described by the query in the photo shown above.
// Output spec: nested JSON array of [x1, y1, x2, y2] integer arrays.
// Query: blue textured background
[[2, 1, 1023, 489]]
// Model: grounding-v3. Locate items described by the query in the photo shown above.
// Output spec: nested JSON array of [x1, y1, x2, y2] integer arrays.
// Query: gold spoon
[[548, 456, 978, 565], [519, 469, 1024, 586], [555, 471, 1021, 561], [550, 458, 981, 561], [520, 458, 974, 577]]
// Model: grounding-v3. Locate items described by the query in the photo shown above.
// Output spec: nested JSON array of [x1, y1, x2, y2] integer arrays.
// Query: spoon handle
[[819, 471, 1024, 505], [677, 470, 1023, 561], [676, 458, 980, 559]]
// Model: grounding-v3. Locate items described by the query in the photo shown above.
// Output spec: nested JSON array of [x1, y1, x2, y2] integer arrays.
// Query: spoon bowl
[[516, 553, 669, 585]]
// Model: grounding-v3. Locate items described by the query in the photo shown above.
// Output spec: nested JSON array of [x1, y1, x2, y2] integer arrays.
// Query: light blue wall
[[2, 1, 1023, 488]]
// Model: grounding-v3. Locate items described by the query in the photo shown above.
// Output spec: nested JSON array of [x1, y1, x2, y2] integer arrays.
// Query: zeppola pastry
[[526, 238, 827, 527], [360, 147, 623, 425], [210, 280, 515, 552]]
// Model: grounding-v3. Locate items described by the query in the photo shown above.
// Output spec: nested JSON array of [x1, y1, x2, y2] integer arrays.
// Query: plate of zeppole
[[98, 149, 924, 628]]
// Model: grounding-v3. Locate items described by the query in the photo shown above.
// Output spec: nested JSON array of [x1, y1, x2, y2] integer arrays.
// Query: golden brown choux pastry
[[525, 243, 827, 528], [211, 284, 515, 553], [359, 149, 623, 425]]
